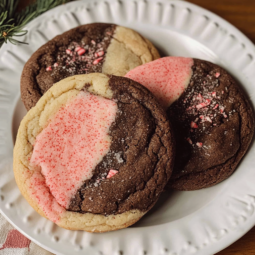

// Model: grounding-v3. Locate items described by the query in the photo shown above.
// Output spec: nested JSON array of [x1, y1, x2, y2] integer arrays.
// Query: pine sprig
[[0, 0, 73, 47]]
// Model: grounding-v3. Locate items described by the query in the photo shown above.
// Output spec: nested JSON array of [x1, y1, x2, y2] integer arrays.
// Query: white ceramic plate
[[0, 0, 255, 254]]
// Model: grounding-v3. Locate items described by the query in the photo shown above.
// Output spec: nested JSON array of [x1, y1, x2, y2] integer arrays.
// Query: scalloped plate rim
[[0, 0, 255, 255]]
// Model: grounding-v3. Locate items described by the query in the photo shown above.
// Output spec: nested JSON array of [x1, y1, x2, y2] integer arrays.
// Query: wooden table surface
[[19, 0, 255, 254]]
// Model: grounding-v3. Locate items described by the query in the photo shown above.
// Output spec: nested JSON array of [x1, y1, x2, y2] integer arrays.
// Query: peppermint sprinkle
[[196, 103, 207, 110], [107, 169, 118, 179], [196, 142, 203, 148], [66, 49, 72, 55], [191, 121, 198, 128], [215, 72, 220, 78], [53, 63, 58, 67], [75, 46, 82, 52], [205, 116, 212, 123], [46, 66, 52, 71], [95, 51, 105, 58], [213, 104, 219, 109], [196, 99, 211, 109], [187, 138, 193, 144], [77, 48, 86, 56], [93, 57, 103, 65]]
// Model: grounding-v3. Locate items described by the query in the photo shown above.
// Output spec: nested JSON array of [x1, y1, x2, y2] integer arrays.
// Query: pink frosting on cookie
[[27, 171, 64, 223], [30, 91, 117, 210], [125, 57, 194, 108]]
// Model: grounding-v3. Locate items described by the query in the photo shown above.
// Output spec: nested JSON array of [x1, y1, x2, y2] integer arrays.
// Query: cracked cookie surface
[[126, 57, 254, 190], [14, 73, 174, 232], [20, 23, 160, 110]]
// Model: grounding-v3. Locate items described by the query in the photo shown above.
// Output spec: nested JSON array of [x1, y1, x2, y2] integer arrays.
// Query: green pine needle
[[0, 0, 73, 47]]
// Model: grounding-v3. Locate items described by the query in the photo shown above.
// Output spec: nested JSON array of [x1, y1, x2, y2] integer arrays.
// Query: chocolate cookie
[[14, 73, 174, 232], [20, 23, 160, 111], [125, 57, 254, 190]]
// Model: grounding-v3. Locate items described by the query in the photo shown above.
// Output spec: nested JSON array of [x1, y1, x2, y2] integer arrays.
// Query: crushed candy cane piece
[[93, 57, 103, 65], [107, 169, 118, 179], [187, 138, 192, 144], [197, 93, 203, 100], [95, 51, 105, 57], [196, 103, 206, 109], [196, 99, 211, 109], [78, 48, 86, 56], [215, 72, 220, 78], [191, 121, 198, 128], [66, 49, 72, 54], [75, 46, 82, 52], [196, 142, 203, 148], [219, 106, 224, 113], [213, 104, 219, 109], [46, 66, 52, 71], [205, 116, 212, 123]]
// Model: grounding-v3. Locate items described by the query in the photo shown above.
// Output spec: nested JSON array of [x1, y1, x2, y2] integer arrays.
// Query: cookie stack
[[14, 23, 254, 232]]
